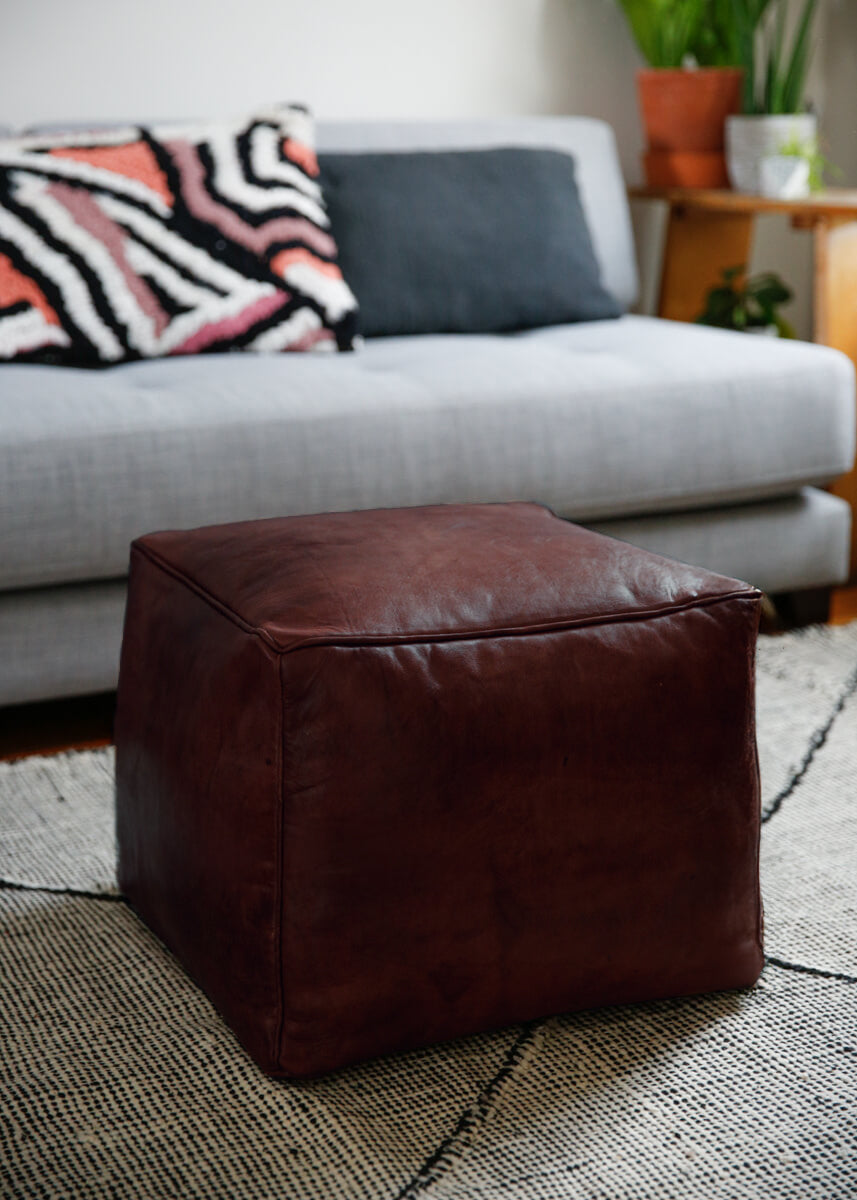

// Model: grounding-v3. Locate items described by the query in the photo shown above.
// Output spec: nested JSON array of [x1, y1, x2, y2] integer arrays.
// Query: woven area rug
[[1, 625, 856, 1199]]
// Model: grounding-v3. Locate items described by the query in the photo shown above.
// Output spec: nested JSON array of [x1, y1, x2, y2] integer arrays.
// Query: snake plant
[[731, 0, 817, 113]]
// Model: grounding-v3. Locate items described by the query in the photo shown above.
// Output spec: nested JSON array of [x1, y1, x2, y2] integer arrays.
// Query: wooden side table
[[631, 187, 857, 579]]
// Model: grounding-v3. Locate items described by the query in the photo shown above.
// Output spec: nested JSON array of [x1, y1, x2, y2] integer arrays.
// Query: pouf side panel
[[276, 594, 762, 1077], [115, 546, 284, 1072]]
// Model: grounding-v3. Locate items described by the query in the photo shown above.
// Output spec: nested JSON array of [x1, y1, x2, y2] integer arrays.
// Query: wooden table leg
[[815, 218, 857, 577], [657, 207, 755, 323]]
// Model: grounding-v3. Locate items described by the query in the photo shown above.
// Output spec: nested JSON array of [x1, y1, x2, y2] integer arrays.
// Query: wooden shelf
[[630, 186, 857, 222]]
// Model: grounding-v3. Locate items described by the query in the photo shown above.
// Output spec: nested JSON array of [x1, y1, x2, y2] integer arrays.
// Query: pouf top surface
[[133, 502, 757, 653]]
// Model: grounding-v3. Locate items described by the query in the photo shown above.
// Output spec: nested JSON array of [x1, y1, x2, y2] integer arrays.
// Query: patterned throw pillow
[[0, 105, 358, 363]]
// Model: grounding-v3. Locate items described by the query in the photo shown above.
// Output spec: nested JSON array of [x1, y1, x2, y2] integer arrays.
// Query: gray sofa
[[1, 116, 855, 706]]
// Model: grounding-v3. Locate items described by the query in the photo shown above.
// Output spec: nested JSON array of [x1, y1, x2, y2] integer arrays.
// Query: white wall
[[821, 0, 857, 186], [0, 0, 637, 134], [0, 0, 851, 335]]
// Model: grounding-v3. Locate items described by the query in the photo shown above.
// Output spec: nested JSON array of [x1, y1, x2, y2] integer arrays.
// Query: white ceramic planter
[[725, 114, 817, 194], [759, 155, 812, 200]]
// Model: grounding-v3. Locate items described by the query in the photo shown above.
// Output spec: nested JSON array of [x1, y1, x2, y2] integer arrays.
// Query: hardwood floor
[[0, 692, 115, 762], [830, 585, 857, 625]]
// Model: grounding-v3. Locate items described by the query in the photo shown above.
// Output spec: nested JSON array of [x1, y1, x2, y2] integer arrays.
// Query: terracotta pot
[[643, 149, 731, 189], [638, 67, 744, 152]]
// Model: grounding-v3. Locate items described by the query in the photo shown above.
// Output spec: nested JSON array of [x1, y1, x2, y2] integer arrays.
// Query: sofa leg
[[765, 587, 832, 631]]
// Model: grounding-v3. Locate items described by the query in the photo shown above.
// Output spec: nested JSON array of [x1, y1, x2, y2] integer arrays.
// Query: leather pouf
[[115, 502, 764, 1078]]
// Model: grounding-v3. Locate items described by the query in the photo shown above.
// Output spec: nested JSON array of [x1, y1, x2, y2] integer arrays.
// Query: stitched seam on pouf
[[274, 592, 761, 652], [747, 602, 765, 962], [131, 543, 282, 650], [132, 543, 760, 653], [274, 652, 287, 1071]]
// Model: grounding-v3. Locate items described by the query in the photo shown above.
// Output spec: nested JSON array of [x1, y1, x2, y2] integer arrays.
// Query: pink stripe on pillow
[[47, 181, 169, 337], [173, 291, 288, 355], [166, 139, 338, 258]]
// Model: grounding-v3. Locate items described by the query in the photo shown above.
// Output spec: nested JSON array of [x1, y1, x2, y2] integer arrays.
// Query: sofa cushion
[[0, 105, 358, 363], [317, 117, 638, 313], [0, 315, 853, 591], [318, 148, 620, 337]]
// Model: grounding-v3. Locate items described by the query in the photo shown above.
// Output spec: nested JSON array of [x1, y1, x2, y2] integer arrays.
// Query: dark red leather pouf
[[115, 502, 764, 1078]]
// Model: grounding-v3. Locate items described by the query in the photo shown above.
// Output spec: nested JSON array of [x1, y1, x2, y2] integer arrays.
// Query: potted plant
[[758, 131, 836, 197], [758, 131, 839, 197], [617, 0, 745, 188], [725, 0, 819, 194], [695, 265, 796, 336]]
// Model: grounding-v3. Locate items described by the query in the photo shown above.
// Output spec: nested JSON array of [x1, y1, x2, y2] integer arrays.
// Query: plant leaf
[[617, 0, 709, 67], [782, 0, 816, 113], [769, 0, 787, 113]]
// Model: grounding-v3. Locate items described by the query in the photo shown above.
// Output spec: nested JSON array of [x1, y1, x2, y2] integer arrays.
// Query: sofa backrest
[[317, 117, 638, 312]]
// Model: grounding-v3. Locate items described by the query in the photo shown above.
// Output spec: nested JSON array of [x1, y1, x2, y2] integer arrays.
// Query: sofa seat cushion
[[0, 315, 853, 590]]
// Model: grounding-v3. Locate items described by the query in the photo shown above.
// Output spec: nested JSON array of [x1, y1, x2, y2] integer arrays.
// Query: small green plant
[[696, 265, 796, 336], [777, 133, 840, 192], [732, 0, 817, 114]]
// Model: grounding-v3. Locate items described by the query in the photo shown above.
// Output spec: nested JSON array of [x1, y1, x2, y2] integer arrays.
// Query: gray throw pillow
[[317, 147, 621, 338]]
